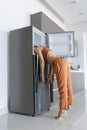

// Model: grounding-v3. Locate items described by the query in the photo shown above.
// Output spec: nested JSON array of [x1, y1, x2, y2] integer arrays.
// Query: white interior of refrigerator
[[33, 27, 46, 46]]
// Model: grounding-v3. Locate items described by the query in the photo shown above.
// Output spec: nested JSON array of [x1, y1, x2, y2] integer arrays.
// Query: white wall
[[0, 32, 7, 109], [83, 32, 87, 90], [0, 0, 65, 114], [0, 0, 65, 32]]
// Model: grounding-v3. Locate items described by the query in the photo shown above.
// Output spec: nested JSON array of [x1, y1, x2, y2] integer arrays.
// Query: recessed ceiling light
[[71, 0, 80, 4], [79, 13, 84, 15]]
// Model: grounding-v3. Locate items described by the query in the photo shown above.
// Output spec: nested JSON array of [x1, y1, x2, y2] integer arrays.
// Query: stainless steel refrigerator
[[8, 26, 75, 116], [8, 26, 50, 116]]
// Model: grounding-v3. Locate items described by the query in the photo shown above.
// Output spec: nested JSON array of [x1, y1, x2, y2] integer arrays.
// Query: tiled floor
[[1, 91, 87, 130]]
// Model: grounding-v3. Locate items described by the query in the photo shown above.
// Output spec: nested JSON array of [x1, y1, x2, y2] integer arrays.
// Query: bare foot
[[54, 110, 67, 120]]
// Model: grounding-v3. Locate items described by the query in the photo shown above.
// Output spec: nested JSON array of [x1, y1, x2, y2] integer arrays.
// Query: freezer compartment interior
[[47, 31, 75, 57]]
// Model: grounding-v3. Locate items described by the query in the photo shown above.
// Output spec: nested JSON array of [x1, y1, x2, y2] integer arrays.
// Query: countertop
[[70, 69, 84, 73]]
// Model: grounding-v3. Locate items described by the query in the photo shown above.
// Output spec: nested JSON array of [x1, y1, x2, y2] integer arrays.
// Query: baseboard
[[0, 107, 8, 115]]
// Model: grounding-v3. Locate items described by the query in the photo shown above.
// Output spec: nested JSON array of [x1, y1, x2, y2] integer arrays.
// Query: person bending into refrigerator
[[34, 45, 73, 119]]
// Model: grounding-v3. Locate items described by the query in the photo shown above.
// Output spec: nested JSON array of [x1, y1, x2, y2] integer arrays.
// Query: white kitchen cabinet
[[71, 70, 85, 95]]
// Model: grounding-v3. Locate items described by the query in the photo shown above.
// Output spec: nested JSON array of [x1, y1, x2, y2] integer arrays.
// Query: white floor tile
[[73, 113, 87, 129], [1, 92, 87, 130]]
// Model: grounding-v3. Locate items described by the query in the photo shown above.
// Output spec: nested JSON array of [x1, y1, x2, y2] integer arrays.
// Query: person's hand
[[47, 77, 53, 84], [40, 74, 45, 83], [41, 79, 45, 84]]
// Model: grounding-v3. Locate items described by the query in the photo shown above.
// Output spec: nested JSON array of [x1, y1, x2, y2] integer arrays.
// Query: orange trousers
[[52, 57, 73, 110]]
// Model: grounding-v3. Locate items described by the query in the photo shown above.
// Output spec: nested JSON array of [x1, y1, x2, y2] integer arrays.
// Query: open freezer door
[[46, 31, 75, 57]]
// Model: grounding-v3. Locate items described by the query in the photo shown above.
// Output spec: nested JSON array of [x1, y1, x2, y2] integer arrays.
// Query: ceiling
[[38, 0, 87, 25]]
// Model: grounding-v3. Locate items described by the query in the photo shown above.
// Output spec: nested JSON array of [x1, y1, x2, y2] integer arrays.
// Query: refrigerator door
[[32, 26, 51, 115], [40, 61, 51, 111], [33, 53, 50, 115], [46, 31, 75, 57], [33, 54, 41, 115]]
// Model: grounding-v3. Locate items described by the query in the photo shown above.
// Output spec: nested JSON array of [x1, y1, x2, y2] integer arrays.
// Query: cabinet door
[[71, 72, 85, 95]]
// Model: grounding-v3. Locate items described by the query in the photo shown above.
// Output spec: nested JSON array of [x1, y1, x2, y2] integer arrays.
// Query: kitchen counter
[[70, 69, 84, 73]]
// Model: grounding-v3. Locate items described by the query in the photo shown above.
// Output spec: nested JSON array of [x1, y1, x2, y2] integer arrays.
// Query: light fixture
[[79, 12, 84, 15], [71, 0, 80, 4]]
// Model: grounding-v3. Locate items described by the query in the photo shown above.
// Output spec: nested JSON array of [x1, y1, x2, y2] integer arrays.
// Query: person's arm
[[38, 50, 45, 83], [47, 64, 54, 84]]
